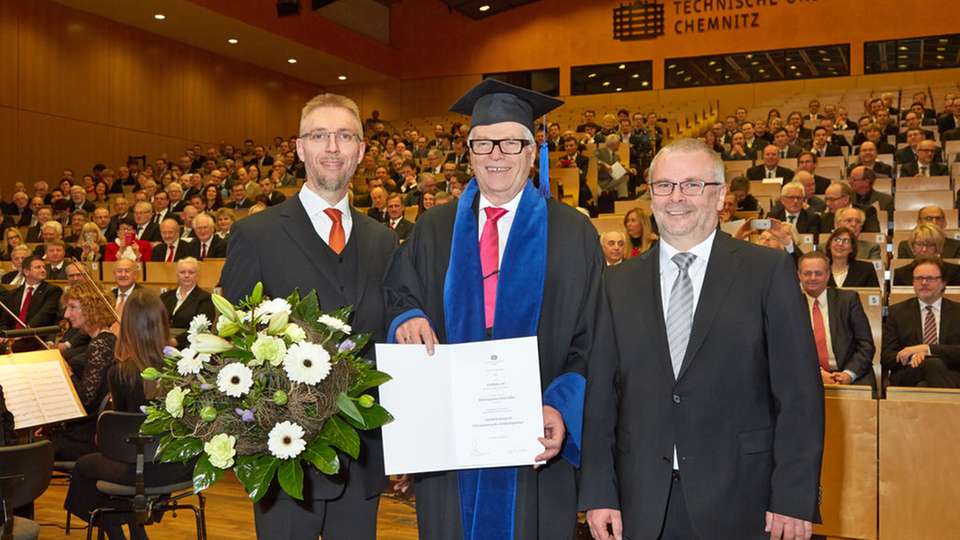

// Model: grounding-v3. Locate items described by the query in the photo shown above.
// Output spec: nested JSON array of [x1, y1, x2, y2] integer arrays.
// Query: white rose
[[164, 387, 190, 418], [251, 333, 287, 367], [204, 433, 237, 469]]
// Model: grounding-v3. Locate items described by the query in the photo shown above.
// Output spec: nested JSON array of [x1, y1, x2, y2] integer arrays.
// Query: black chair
[[85, 412, 206, 540], [58, 393, 111, 535], [0, 440, 54, 540]]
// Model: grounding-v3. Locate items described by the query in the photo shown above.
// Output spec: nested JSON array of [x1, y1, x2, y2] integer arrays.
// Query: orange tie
[[811, 299, 831, 371], [325, 208, 345, 254]]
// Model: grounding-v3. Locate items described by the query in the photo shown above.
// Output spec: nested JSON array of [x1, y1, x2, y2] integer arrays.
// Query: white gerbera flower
[[267, 421, 307, 459], [216, 363, 254, 397], [188, 314, 211, 337], [283, 342, 332, 385], [317, 314, 351, 334], [176, 348, 210, 375]]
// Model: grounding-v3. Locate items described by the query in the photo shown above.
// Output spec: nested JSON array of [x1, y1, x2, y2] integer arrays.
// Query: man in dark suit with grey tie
[[221, 92, 397, 540], [582, 138, 823, 540], [798, 251, 877, 390]]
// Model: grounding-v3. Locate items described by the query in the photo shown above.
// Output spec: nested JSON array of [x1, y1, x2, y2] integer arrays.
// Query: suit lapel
[[278, 198, 342, 295], [349, 209, 372, 309], [826, 288, 843, 360], [677, 234, 741, 381], [646, 245, 674, 380], [906, 298, 923, 343]]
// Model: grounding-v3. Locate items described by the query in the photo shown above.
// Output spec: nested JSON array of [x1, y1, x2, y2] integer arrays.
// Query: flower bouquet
[[139, 283, 392, 501]]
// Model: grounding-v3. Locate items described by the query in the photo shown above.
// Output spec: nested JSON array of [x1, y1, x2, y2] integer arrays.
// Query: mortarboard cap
[[449, 78, 563, 133]]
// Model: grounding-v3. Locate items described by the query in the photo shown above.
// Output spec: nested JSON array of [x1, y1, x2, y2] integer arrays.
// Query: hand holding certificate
[[376, 336, 544, 475]]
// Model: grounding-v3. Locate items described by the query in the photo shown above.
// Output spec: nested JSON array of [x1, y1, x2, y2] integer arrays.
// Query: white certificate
[[376, 336, 544, 475]]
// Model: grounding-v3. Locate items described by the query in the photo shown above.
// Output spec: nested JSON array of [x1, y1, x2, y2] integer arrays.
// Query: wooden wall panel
[[0, 0, 317, 193]]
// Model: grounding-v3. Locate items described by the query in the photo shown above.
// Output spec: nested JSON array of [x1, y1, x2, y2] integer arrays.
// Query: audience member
[[111, 258, 142, 312], [193, 213, 227, 259], [825, 227, 880, 287], [897, 206, 960, 258], [728, 176, 759, 212], [160, 257, 216, 348], [768, 181, 821, 234], [385, 193, 414, 241], [746, 145, 795, 182], [151, 218, 200, 262], [622, 207, 656, 259], [0, 256, 63, 353], [600, 231, 625, 266], [900, 140, 949, 177], [849, 166, 893, 213], [892, 224, 960, 286]]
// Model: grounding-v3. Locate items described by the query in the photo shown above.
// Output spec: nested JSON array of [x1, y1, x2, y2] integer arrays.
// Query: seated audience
[[728, 176, 759, 212], [1, 227, 24, 261], [795, 152, 832, 195], [1, 245, 31, 285], [882, 257, 960, 388], [798, 251, 877, 389], [132, 201, 161, 243], [847, 141, 893, 177], [215, 208, 235, 240], [622, 207, 656, 259], [898, 206, 960, 259], [43, 239, 69, 280], [193, 213, 227, 259], [0, 256, 63, 352], [849, 166, 893, 214], [63, 289, 194, 540], [892, 224, 960, 286], [820, 182, 881, 233], [105, 220, 152, 262], [77, 222, 108, 262], [825, 227, 880, 288], [900, 140, 949, 177], [111, 258, 143, 312], [792, 171, 826, 213], [385, 193, 414, 241], [161, 257, 216, 348], [151, 218, 200, 262], [47, 280, 116, 460]]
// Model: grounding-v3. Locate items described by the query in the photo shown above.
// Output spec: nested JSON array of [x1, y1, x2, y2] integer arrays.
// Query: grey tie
[[665, 252, 696, 378]]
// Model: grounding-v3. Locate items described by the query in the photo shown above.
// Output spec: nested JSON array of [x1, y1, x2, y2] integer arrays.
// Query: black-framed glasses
[[649, 180, 723, 196], [300, 129, 360, 145], [913, 275, 943, 283], [468, 139, 532, 155]]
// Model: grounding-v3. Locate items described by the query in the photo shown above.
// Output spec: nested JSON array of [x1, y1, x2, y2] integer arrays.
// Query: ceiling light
[[683, 76, 692, 82], [616, 87, 622, 92], [751, 61, 759, 66], [790, 65, 797, 70], [676, 70, 685, 75], [338, 75, 347, 80], [708, 60, 716, 66], [745, 54, 753, 59], [821, 57, 830, 62], [939, 38, 949, 43], [631, 73, 639, 78], [227, 38, 238, 44], [899, 46, 908, 51], [287, 58, 297, 64], [898, 54, 907, 59], [938, 47, 946, 52], [715, 68, 722, 72], [618, 64, 626, 69], [478, 4, 490, 11], [588, 73, 597, 78], [153, 14, 166, 20], [758, 68, 765, 73], [667, 64, 676, 70], [602, 81, 610, 86], [937, 55, 945, 60], [899, 64, 907, 69], [641, 81, 649, 87]]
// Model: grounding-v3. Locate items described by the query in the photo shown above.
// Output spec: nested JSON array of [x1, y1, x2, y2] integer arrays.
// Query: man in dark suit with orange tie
[[582, 138, 823, 540], [221, 92, 397, 540]]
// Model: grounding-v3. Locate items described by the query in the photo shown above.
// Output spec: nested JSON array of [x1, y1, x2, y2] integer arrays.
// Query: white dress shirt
[[477, 190, 523, 268], [174, 285, 196, 315], [658, 230, 716, 470], [298, 187, 353, 246]]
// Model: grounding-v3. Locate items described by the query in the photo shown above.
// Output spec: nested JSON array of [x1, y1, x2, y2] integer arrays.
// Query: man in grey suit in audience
[[836, 207, 881, 260], [798, 251, 877, 391], [849, 166, 893, 214], [897, 206, 960, 259]]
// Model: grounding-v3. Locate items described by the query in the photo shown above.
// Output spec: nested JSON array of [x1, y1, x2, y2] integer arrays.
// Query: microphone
[[1, 326, 62, 339]]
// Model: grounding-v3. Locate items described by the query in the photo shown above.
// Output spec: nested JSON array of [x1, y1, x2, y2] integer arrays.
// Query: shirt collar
[[298, 186, 350, 219], [659, 230, 716, 270], [921, 298, 942, 312], [478, 188, 524, 213]]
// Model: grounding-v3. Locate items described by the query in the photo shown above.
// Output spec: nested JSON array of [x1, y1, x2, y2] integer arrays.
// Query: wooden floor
[[33, 475, 419, 539]]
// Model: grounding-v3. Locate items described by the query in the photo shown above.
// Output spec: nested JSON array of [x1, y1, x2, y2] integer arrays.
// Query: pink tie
[[480, 207, 508, 329]]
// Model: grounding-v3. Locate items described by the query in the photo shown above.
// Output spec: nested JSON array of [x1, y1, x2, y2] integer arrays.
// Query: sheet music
[[0, 350, 87, 429]]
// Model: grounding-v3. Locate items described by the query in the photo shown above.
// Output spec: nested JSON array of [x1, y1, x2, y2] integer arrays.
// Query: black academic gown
[[383, 190, 603, 540]]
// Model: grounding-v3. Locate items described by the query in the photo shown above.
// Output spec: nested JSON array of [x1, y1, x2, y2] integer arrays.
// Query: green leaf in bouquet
[[277, 459, 304, 501], [157, 436, 204, 463], [221, 348, 255, 361], [140, 416, 171, 436], [249, 282, 264, 306], [320, 416, 360, 459], [329, 305, 353, 321], [303, 439, 340, 475], [192, 454, 224, 493], [235, 455, 279, 503], [293, 291, 320, 323], [285, 289, 301, 307], [348, 403, 393, 431], [349, 369, 392, 397], [335, 392, 365, 427], [347, 333, 371, 355]]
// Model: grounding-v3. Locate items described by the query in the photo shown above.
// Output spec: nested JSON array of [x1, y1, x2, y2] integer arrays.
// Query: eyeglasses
[[781, 195, 804, 201], [913, 275, 943, 283], [649, 180, 723, 196], [831, 237, 852, 245], [467, 139, 532, 155], [300, 129, 360, 145], [911, 242, 938, 250]]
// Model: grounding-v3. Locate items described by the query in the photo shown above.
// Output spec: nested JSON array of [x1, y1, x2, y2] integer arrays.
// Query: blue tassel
[[538, 120, 551, 199]]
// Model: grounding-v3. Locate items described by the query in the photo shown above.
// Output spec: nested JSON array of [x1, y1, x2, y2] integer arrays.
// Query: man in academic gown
[[383, 79, 602, 540], [581, 139, 823, 540], [221, 93, 397, 540]]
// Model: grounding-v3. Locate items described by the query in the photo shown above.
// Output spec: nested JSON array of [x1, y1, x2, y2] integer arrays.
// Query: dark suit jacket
[[821, 288, 876, 385], [366, 207, 387, 223], [768, 207, 821, 234], [161, 286, 216, 348], [746, 165, 794, 182], [0, 270, 21, 285], [848, 161, 893, 177], [829, 259, 879, 288], [224, 198, 254, 210], [581, 233, 823, 538], [135, 222, 161, 243], [0, 281, 63, 330], [942, 127, 960, 142], [813, 174, 832, 194], [810, 144, 842, 158], [937, 114, 957, 134], [892, 260, 960, 286], [45, 263, 68, 281], [196, 236, 227, 259], [897, 237, 960, 259], [882, 297, 960, 383], [151, 239, 201, 262], [25, 224, 43, 243], [894, 146, 918, 165], [900, 161, 949, 178], [221, 196, 397, 501], [264, 191, 287, 206], [388, 218, 414, 241]]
